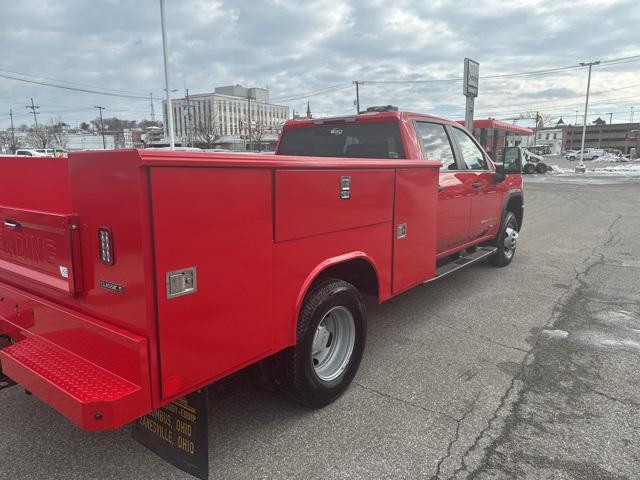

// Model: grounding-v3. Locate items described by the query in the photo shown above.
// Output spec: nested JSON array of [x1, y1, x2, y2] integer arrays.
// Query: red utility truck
[[0, 108, 523, 435]]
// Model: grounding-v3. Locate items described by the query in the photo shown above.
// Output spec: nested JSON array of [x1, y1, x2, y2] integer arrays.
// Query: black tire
[[274, 278, 366, 408], [591, 156, 598, 160], [523, 163, 536, 174], [489, 211, 519, 267], [536, 162, 547, 174], [568, 156, 576, 161]]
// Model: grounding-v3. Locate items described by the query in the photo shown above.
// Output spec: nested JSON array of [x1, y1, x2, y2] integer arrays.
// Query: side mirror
[[502, 147, 522, 174]]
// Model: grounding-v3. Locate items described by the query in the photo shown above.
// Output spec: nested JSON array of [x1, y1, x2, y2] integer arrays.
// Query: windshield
[[278, 122, 405, 159]]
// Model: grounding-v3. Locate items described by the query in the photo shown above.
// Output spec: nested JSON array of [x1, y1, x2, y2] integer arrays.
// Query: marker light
[[98, 227, 114, 265]]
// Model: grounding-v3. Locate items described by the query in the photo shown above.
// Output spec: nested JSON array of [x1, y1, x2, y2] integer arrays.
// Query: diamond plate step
[[0, 335, 146, 430]]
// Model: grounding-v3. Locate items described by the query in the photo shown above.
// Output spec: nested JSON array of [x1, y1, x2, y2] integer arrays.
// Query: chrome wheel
[[312, 306, 356, 382], [504, 224, 519, 259]]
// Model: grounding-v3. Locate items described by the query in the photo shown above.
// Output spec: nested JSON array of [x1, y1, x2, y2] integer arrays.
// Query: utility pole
[[26, 98, 40, 129], [149, 93, 156, 122], [534, 111, 540, 145], [159, 0, 175, 150], [9, 109, 16, 153], [94, 105, 106, 149], [575, 110, 578, 125], [631, 106, 635, 124], [353, 81, 361, 114], [576, 61, 600, 173], [606, 112, 613, 125]]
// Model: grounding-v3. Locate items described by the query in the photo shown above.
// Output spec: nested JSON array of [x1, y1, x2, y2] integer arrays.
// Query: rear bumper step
[[0, 336, 147, 430]]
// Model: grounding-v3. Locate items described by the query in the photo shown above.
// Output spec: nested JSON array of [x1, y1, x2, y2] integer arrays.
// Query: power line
[[0, 72, 152, 100], [271, 83, 352, 103], [0, 68, 149, 96], [359, 54, 640, 85]]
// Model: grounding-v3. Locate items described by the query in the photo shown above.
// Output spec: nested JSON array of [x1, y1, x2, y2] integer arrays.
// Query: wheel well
[[317, 258, 379, 298], [506, 195, 523, 230]]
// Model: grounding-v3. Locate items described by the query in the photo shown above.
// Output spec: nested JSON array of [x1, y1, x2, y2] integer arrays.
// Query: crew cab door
[[413, 121, 472, 254], [449, 127, 501, 240]]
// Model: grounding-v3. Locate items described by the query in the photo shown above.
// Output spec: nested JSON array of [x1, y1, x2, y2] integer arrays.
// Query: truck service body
[[0, 110, 523, 435]]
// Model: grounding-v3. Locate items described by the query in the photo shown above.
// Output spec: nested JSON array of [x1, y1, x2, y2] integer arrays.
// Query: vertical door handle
[[471, 182, 482, 189]]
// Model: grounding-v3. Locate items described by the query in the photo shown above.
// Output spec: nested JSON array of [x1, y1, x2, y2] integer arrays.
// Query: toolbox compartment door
[[150, 167, 273, 399], [0, 206, 82, 295]]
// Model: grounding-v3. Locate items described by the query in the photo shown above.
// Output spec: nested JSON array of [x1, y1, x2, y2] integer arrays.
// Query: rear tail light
[[98, 228, 114, 265]]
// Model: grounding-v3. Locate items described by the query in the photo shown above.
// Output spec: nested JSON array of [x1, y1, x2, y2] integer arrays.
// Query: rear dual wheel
[[273, 278, 367, 408]]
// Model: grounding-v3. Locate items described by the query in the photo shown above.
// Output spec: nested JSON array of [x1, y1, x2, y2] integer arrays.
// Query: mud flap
[[0, 335, 16, 391], [133, 389, 209, 479], [0, 373, 16, 391]]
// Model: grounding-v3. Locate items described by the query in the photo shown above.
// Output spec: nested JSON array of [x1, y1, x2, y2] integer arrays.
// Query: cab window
[[451, 128, 488, 170], [414, 122, 457, 170]]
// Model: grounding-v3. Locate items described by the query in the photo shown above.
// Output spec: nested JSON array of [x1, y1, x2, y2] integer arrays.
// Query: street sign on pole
[[463, 58, 479, 97], [463, 58, 479, 131]]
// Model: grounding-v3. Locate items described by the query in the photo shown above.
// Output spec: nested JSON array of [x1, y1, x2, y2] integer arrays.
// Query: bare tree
[[249, 122, 269, 151], [50, 117, 69, 149], [517, 111, 554, 128], [0, 130, 21, 153], [26, 127, 54, 149], [25, 119, 69, 149], [192, 111, 220, 149], [239, 118, 279, 151]]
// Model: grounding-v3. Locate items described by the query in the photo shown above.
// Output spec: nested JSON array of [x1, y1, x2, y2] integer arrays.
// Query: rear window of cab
[[278, 122, 405, 159]]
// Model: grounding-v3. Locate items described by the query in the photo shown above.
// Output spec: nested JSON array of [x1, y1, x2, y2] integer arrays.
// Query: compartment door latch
[[166, 267, 197, 299]]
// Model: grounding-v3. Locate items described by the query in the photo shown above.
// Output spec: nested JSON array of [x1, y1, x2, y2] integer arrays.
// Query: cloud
[[0, 0, 638, 127]]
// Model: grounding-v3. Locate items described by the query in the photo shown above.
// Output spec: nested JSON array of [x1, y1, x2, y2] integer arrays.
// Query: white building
[[505, 119, 537, 148], [162, 85, 289, 149], [534, 119, 566, 155]]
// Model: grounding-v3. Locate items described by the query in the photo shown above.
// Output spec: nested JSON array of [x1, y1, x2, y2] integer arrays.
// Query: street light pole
[[576, 61, 600, 173], [159, 0, 175, 150]]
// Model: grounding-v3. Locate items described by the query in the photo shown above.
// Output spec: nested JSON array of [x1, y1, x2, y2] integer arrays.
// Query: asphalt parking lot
[[1, 172, 639, 480]]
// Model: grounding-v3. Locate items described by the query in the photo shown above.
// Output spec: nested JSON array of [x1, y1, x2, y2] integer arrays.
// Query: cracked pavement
[[1, 174, 639, 479]]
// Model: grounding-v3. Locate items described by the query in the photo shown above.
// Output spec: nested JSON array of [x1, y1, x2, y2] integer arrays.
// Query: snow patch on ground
[[592, 153, 625, 163], [550, 162, 640, 175], [540, 329, 569, 339]]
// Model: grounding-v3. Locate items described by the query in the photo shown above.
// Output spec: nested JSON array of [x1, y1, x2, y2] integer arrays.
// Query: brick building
[[564, 122, 640, 154]]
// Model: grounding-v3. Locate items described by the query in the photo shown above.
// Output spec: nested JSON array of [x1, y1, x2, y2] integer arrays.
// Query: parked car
[[14, 149, 48, 157], [565, 148, 605, 161]]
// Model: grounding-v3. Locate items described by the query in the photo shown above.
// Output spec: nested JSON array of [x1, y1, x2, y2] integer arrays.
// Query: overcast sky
[[1, 0, 639, 128]]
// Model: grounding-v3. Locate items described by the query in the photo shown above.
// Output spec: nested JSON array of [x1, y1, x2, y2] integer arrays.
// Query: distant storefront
[[457, 119, 534, 160]]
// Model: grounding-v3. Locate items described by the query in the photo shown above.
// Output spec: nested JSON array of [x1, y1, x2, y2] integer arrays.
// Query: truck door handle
[[471, 182, 482, 189], [3, 220, 20, 229]]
